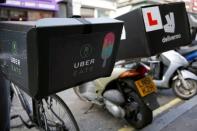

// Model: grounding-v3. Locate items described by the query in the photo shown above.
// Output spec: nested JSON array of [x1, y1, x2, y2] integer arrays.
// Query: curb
[[142, 95, 197, 131]]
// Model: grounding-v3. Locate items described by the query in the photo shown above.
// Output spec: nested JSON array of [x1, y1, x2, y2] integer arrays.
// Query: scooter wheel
[[172, 79, 197, 100], [125, 92, 153, 129]]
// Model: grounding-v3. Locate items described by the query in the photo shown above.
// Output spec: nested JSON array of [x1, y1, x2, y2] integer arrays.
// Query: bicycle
[[10, 82, 79, 131]]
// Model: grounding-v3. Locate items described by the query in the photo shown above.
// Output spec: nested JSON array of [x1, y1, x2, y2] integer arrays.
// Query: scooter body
[[177, 40, 197, 61], [74, 62, 159, 129], [153, 50, 189, 88], [177, 42, 197, 73], [185, 51, 197, 62], [149, 50, 197, 99], [75, 67, 127, 104]]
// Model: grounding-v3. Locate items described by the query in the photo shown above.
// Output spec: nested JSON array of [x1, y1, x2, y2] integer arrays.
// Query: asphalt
[[143, 94, 197, 131], [162, 105, 197, 131], [10, 88, 193, 131]]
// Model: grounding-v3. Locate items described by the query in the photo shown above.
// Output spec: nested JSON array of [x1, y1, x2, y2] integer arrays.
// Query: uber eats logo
[[80, 44, 93, 58], [73, 44, 95, 77], [10, 41, 22, 75], [142, 6, 181, 43], [11, 41, 17, 55]]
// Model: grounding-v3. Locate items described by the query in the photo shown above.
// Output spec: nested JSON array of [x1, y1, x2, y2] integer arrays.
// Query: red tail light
[[136, 63, 150, 75], [119, 63, 150, 78], [119, 70, 140, 78]]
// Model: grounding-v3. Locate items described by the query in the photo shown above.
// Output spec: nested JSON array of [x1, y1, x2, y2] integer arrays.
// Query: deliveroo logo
[[164, 12, 175, 33], [101, 32, 115, 68]]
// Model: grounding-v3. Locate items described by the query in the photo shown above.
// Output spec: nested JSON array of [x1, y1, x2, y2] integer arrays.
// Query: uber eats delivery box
[[0, 18, 123, 98], [116, 2, 191, 60]]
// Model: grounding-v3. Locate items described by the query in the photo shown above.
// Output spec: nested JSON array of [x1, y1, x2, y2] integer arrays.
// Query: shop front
[[0, 0, 57, 21]]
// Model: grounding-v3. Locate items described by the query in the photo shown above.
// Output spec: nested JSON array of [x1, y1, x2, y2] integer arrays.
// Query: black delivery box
[[0, 18, 123, 98], [116, 2, 191, 60]]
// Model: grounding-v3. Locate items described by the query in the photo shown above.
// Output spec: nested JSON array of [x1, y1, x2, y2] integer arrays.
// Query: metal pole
[[0, 1, 10, 131], [56, 0, 73, 18], [0, 74, 10, 131]]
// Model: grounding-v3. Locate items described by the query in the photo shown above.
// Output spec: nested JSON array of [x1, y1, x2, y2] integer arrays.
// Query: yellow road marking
[[153, 98, 182, 117], [118, 126, 135, 131]]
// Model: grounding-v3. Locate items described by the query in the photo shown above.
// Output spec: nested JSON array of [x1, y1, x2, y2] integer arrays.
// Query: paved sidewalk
[[143, 95, 197, 131], [162, 105, 197, 131]]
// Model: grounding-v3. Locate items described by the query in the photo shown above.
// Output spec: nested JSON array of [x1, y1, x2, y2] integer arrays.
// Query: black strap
[[75, 18, 92, 34], [75, 18, 91, 24]]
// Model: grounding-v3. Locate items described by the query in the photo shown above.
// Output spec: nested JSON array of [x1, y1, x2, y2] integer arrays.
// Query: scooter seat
[[178, 43, 197, 55]]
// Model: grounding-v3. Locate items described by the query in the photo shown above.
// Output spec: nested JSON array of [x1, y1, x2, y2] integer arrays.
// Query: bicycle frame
[[11, 82, 68, 131], [11, 83, 39, 128]]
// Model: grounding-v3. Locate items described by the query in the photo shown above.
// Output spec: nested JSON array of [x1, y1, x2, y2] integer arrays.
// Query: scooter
[[176, 26, 197, 74], [177, 42, 197, 74], [178, 43, 197, 61], [147, 50, 197, 100], [178, 14, 197, 73], [73, 60, 159, 129]]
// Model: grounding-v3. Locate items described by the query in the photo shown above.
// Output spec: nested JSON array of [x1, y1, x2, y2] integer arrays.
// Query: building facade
[[0, 0, 117, 20], [0, 0, 58, 21], [116, 0, 197, 16], [58, 0, 117, 18]]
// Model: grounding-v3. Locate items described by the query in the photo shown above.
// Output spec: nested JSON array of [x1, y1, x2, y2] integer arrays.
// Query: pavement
[[143, 94, 197, 131], [10, 88, 197, 131], [162, 105, 197, 131]]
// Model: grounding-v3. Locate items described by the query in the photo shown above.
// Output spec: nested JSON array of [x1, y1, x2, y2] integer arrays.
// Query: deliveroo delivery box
[[116, 2, 191, 60]]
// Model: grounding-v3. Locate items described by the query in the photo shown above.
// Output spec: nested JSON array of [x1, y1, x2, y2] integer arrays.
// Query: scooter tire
[[125, 92, 153, 129], [172, 79, 197, 100]]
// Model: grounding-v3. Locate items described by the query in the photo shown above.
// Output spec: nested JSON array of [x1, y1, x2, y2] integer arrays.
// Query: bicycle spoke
[[36, 95, 79, 131]]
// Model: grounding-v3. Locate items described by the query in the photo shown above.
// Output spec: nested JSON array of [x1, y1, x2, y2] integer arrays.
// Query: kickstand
[[84, 104, 95, 114]]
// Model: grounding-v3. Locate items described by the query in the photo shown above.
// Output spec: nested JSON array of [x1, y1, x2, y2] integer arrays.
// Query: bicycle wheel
[[36, 94, 79, 131], [10, 85, 32, 128]]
